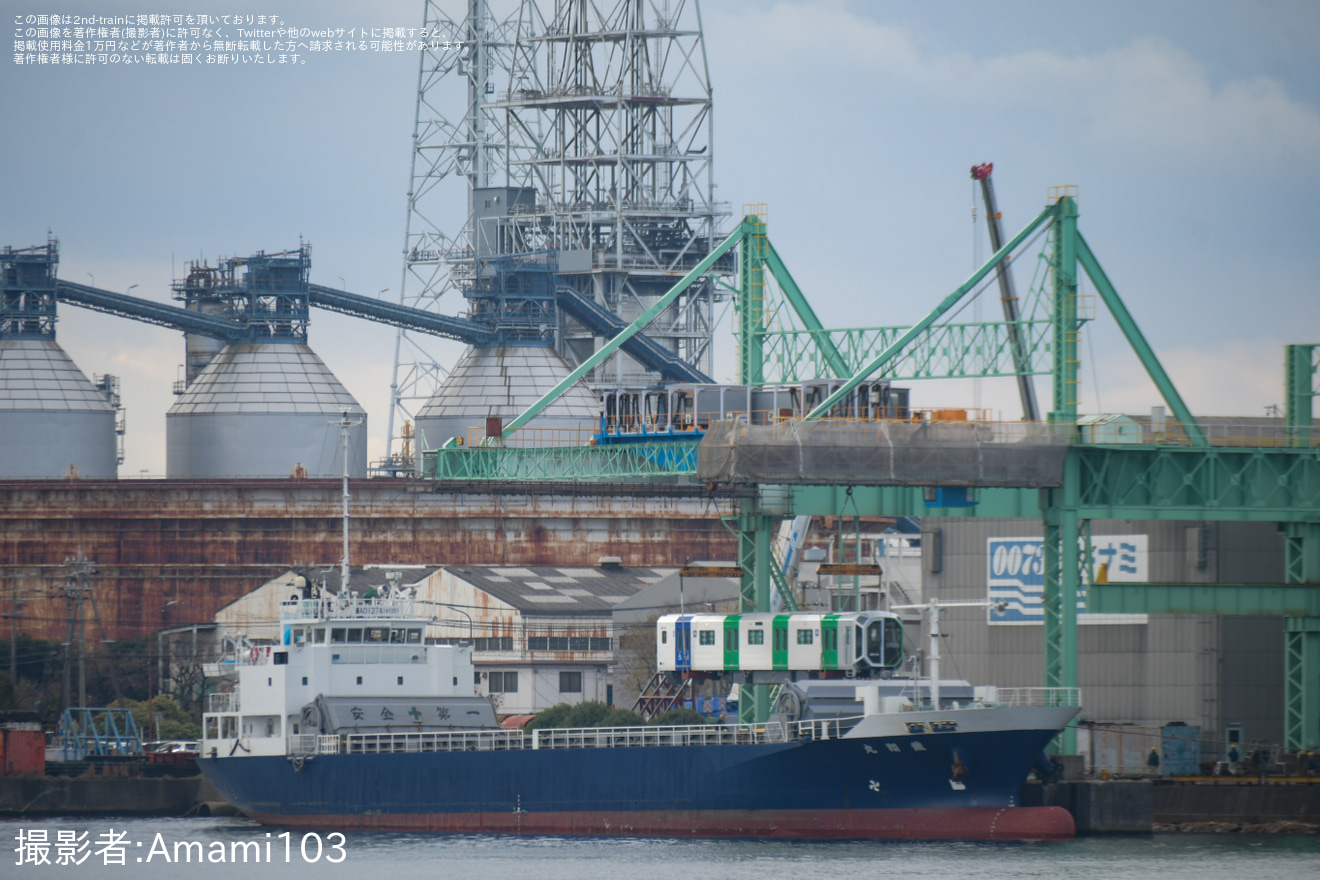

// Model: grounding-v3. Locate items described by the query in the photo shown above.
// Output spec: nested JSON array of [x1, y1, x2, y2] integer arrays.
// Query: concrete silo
[[414, 345, 598, 448], [166, 342, 366, 477], [165, 246, 367, 478], [0, 241, 119, 479]]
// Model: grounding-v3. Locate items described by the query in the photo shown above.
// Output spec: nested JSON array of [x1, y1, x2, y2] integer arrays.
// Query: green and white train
[[656, 612, 905, 675]]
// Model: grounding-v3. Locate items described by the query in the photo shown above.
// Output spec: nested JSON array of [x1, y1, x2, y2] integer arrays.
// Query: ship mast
[[892, 599, 1005, 709], [336, 410, 361, 592]]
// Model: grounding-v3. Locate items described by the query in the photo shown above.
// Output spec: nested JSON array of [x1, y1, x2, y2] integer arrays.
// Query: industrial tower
[[389, 0, 727, 460]]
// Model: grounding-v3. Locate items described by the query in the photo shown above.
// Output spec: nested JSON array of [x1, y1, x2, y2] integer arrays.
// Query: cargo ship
[[197, 582, 1081, 840]]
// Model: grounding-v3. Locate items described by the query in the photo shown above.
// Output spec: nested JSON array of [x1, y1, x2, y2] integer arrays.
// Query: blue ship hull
[[198, 726, 1073, 839]]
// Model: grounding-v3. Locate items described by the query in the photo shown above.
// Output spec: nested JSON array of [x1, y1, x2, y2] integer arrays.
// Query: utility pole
[[7, 576, 20, 681], [59, 559, 91, 712], [334, 411, 363, 591]]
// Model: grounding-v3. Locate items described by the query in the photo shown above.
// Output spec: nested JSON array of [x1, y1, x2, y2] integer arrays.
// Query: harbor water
[[4, 816, 1318, 879]]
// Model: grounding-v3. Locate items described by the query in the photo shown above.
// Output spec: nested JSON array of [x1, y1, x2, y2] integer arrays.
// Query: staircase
[[632, 674, 694, 720]]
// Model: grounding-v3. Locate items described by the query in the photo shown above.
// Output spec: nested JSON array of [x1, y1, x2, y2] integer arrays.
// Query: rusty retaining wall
[[0, 479, 739, 640]]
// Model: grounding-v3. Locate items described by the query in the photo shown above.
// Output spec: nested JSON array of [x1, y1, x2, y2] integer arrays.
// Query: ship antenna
[[334, 410, 362, 594]]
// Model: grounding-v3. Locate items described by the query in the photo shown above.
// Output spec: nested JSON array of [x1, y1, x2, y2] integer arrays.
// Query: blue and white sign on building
[[988, 535, 1148, 625]]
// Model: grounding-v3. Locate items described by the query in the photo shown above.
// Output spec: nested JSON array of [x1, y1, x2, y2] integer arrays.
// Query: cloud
[[708, 3, 1320, 167], [1089, 337, 1287, 418]]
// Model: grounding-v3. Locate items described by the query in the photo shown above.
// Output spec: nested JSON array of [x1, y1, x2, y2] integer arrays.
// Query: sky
[[4, 0, 1318, 475]]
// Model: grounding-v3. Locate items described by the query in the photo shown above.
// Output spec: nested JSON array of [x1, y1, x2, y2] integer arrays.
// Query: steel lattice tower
[[502, 0, 726, 382], [388, 0, 526, 461], [388, 0, 726, 460]]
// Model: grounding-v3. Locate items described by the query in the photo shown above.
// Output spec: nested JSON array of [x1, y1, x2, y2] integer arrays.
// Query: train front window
[[866, 622, 884, 664], [883, 618, 903, 667]]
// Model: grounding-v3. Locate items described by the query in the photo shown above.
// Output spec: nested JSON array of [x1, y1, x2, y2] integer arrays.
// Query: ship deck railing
[[343, 729, 530, 754], [289, 734, 347, 755], [984, 687, 1081, 708], [207, 692, 240, 713], [788, 716, 863, 740], [328, 722, 801, 756], [531, 722, 792, 750]]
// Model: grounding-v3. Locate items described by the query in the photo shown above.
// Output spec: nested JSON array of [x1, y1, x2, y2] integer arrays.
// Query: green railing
[[426, 440, 701, 481]]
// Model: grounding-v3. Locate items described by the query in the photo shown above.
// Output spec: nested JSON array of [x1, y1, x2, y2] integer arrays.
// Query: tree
[[613, 614, 660, 709], [597, 708, 644, 726], [650, 707, 708, 727], [111, 695, 201, 741], [526, 702, 699, 730]]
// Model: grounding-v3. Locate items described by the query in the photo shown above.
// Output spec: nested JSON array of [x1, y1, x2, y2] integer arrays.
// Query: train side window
[[699, 630, 716, 646], [661, 631, 668, 644], [747, 630, 764, 645], [796, 629, 814, 645]]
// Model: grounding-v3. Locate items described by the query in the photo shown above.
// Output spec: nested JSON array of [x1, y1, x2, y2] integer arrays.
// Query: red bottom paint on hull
[[248, 806, 1075, 841]]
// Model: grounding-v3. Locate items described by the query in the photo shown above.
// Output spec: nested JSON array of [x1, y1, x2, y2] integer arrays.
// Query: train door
[[676, 617, 692, 671], [723, 615, 741, 670], [771, 615, 790, 670], [821, 614, 840, 670]]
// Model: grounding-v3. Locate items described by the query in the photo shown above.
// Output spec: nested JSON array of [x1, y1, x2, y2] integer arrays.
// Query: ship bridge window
[[205, 717, 218, 739], [331, 628, 346, 643], [347, 628, 363, 642], [747, 630, 764, 646], [408, 629, 422, 644], [390, 628, 406, 644], [274, 652, 288, 665], [698, 630, 716, 646], [366, 627, 388, 643], [313, 628, 325, 643]]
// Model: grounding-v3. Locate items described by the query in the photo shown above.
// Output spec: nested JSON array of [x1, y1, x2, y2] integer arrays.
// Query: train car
[[596, 381, 910, 445], [656, 611, 904, 676]]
